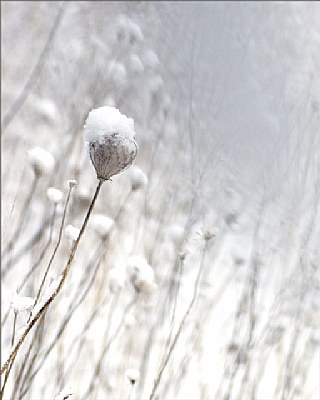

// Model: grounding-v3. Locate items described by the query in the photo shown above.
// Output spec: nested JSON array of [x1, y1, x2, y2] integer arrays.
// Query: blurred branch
[[1, 2, 66, 134]]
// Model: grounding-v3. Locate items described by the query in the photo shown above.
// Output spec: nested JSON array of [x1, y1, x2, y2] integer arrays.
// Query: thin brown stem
[[30, 187, 72, 322], [149, 240, 209, 400], [0, 179, 103, 383]]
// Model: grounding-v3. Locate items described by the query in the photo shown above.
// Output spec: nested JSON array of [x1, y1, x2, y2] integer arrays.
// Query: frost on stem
[[84, 106, 137, 181], [27, 146, 55, 176]]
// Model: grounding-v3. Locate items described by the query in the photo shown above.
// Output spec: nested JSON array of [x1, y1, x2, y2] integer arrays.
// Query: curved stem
[[30, 187, 72, 321], [0, 179, 103, 384]]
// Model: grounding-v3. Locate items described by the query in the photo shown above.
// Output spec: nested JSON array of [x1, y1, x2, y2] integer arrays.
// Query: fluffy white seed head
[[90, 214, 114, 237], [65, 225, 80, 242], [125, 368, 140, 385], [10, 292, 34, 313], [142, 49, 160, 70], [84, 106, 137, 181], [109, 61, 127, 86], [167, 224, 185, 246], [148, 75, 164, 95], [27, 147, 55, 176], [127, 256, 156, 295], [54, 386, 73, 400], [129, 54, 145, 74], [68, 179, 78, 188], [116, 14, 129, 42], [130, 166, 148, 191], [127, 21, 144, 44], [108, 266, 126, 294], [34, 98, 58, 123], [116, 15, 144, 45], [47, 187, 63, 204]]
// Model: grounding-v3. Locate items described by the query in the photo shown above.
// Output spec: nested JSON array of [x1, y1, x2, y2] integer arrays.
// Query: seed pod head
[[47, 187, 63, 204], [84, 106, 137, 181], [27, 146, 55, 176], [130, 166, 148, 191], [125, 368, 140, 385]]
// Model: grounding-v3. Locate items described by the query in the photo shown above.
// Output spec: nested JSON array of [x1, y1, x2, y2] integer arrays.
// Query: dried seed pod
[[84, 106, 137, 181], [88, 133, 137, 181]]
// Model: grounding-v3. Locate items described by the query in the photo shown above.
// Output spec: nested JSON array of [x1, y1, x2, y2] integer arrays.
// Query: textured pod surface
[[89, 133, 137, 180]]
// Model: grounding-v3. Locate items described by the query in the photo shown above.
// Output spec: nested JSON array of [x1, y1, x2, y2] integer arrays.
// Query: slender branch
[[1, 2, 66, 133], [30, 186, 72, 320], [0, 179, 103, 378], [149, 240, 209, 400]]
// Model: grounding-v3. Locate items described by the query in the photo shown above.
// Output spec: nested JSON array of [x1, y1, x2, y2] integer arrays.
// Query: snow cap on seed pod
[[148, 75, 164, 95], [84, 106, 137, 181], [125, 368, 140, 385], [27, 146, 55, 176], [47, 187, 63, 204], [89, 214, 114, 238], [10, 291, 34, 313], [130, 166, 148, 191]]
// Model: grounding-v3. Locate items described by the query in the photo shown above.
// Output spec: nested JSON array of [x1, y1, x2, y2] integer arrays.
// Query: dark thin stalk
[[0, 179, 103, 386], [30, 187, 72, 322]]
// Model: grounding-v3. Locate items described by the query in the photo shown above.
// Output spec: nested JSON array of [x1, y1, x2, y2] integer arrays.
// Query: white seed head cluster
[[142, 49, 160, 70], [116, 15, 144, 45], [89, 214, 114, 237], [67, 179, 78, 188], [47, 187, 63, 204], [84, 106, 137, 181], [130, 166, 148, 191], [27, 146, 55, 176], [127, 256, 156, 295], [54, 386, 73, 400], [109, 61, 127, 86], [129, 54, 145, 74], [125, 368, 140, 385], [10, 291, 35, 313], [65, 225, 80, 242], [108, 266, 126, 294], [33, 97, 58, 123]]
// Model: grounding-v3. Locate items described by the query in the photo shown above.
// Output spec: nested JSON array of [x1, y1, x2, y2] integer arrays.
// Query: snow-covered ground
[[1, 2, 319, 399]]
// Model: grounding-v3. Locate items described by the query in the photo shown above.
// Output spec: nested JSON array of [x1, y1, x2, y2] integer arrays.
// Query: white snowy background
[[1, 2, 320, 399]]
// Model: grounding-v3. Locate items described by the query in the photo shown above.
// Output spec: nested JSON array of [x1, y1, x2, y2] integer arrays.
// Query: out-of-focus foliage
[[1, 2, 320, 399]]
